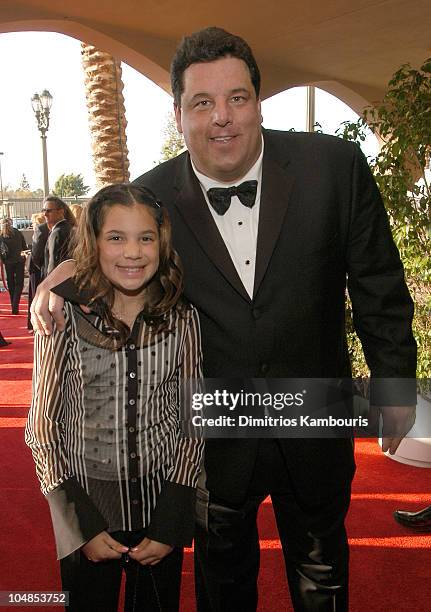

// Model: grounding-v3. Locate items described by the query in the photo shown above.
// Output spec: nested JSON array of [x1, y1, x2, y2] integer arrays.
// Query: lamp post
[[31, 89, 53, 197], [0, 152, 6, 218], [305, 86, 316, 132], [0, 152, 4, 202]]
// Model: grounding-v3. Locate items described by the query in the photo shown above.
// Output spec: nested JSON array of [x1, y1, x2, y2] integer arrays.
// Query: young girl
[[26, 184, 203, 611]]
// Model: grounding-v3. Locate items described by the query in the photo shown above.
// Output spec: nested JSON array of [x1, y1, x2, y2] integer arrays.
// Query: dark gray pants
[[5, 259, 25, 314], [195, 439, 350, 612]]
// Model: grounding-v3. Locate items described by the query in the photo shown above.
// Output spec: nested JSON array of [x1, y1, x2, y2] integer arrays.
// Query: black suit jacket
[[134, 130, 416, 505], [30, 222, 49, 273], [43, 220, 74, 278]]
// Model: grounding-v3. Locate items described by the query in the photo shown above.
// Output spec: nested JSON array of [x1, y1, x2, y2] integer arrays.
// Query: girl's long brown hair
[[73, 183, 185, 343]]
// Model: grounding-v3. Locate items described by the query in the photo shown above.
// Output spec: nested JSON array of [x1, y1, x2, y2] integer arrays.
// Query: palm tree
[[81, 44, 130, 187]]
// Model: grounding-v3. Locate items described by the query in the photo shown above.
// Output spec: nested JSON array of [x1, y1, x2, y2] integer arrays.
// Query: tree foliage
[[3, 173, 39, 199], [158, 111, 185, 163], [337, 59, 431, 378], [53, 173, 90, 198]]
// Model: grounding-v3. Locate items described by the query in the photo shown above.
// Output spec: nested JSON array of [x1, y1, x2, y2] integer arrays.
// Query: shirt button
[[245, 260, 250, 265], [129, 426, 135, 433], [129, 372, 136, 379], [129, 399, 136, 406], [252, 308, 261, 319], [260, 363, 269, 375], [129, 343, 136, 350], [132, 499, 139, 505], [130, 452, 137, 459], [131, 477, 137, 483]]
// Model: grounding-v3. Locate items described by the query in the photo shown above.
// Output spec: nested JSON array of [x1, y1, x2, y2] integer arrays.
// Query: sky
[[0, 31, 378, 196]]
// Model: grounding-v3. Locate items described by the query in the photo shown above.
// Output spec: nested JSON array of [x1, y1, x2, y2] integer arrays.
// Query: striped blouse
[[25, 280, 204, 559]]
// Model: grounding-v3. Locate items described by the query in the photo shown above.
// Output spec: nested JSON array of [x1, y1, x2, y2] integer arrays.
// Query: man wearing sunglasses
[[42, 196, 75, 278]]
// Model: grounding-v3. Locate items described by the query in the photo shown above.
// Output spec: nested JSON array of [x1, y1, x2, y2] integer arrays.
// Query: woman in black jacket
[[0, 218, 27, 314]]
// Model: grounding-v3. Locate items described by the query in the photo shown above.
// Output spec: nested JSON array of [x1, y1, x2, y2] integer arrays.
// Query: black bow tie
[[207, 180, 258, 215]]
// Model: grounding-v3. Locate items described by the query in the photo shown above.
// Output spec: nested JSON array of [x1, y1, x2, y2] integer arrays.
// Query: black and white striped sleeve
[[25, 321, 71, 495], [25, 308, 107, 559]]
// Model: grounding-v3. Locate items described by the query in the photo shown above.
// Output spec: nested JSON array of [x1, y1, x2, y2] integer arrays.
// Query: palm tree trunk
[[81, 44, 130, 187]]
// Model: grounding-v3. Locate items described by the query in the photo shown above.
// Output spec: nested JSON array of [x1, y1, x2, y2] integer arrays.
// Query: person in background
[[27, 212, 49, 330], [69, 203, 84, 225], [42, 197, 75, 279], [0, 217, 27, 314], [26, 183, 203, 611]]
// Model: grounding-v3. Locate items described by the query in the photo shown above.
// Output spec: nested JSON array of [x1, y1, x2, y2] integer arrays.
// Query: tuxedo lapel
[[254, 135, 295, 297], [172, 154, 251, 302]]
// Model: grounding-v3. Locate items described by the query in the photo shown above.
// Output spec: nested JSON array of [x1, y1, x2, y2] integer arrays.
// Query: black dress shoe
[[393, 505, 431, 532], [0, 332, 10, 347]]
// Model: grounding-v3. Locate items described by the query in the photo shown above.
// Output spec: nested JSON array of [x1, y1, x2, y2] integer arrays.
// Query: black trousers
[[5, 260, 25, 314], [194, 439, 350, 612], [27, 268, 42, 329], [60, 530, 183, 612]]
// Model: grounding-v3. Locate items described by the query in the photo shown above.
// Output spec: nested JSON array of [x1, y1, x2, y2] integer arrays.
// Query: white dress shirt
[[191, 138, 264, 298]]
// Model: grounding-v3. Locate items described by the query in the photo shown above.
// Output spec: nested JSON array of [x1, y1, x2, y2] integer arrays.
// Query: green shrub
[[337, 59, 431, 378]]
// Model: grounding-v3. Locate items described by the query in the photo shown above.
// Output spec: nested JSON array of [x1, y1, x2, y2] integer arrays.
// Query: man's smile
[[210, 135, 237, 143], [210, 135, 237, 145]]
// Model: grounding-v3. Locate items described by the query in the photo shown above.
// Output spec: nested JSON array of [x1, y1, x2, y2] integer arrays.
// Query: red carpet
[[1, 291, 430, 610]]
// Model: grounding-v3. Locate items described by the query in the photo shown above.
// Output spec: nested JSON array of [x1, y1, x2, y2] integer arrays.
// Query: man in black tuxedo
[[32, 27, 416, 611], [42, 197, 75, 278], [27, 220, 49, 330], [31, 221, 49, 271]]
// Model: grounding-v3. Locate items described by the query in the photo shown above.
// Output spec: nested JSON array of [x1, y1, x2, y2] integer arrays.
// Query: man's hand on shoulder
[[31, 260, 77, 335]]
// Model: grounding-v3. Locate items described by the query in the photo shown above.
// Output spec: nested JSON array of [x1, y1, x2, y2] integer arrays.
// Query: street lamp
[[0, 152, 4, 203], [31, 89, 53, 197]]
